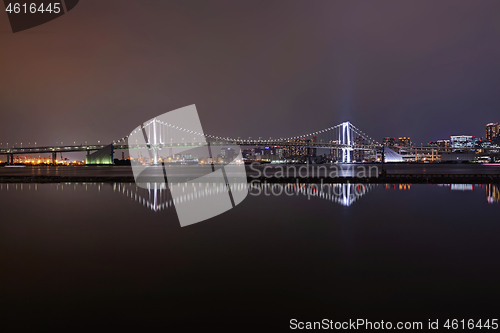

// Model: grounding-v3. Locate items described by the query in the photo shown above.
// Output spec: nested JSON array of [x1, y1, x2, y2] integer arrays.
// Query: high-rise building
[[450, 135, 476, 148], [398, 137, 411, 147], [283, 139, 307, 158], [486, 123, 499, 141], [329, 140, 342, 161], [383, 137, 396, 147], [307, 135, 317, 158], [353, 136, 368, 161]]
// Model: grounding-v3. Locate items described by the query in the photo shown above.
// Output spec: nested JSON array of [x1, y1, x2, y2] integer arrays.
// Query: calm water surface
[[1, 163, 500, 178], [1, 182, 499, 330]]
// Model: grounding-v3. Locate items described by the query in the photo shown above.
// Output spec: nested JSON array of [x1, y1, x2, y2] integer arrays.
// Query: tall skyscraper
[[486, 123, 499, 141]]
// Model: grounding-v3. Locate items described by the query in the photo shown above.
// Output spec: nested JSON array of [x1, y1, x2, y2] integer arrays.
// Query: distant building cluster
[[241, 135, 321, 164], [379, 122, 500, 163], [11, 156, 84, 165], [433, 122, 500, 149], [130, 146, 244, 166], [383, 122, 500, 150], [383, 137, 412, 147]]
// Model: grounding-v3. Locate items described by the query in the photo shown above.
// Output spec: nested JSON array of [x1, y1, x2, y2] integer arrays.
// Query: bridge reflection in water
[[114, 182, 250, 212], [114, 182, 500, 212], [1, 183, 498, 213], [111, 182, 377, 211]]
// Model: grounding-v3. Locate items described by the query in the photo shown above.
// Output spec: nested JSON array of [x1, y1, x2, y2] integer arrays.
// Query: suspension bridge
[[0, 120, 381, 164], [2, 119, 490, 165]]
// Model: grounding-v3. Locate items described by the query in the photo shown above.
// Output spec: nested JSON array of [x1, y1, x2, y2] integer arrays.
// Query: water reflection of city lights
[[487, 184, 500, 204], [110, 182, 377, 211], [384, 183, 500, 204]]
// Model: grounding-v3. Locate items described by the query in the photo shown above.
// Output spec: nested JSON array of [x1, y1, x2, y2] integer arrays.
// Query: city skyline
[[383, 120, 500, 147], [0, 117, 499, 148], [2, 116, 500, 165]]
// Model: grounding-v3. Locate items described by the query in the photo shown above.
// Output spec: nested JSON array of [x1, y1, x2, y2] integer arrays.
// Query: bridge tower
[[143, 117, 161, 165], [152, 117, 159, 165], [341, 121, 354, 163]]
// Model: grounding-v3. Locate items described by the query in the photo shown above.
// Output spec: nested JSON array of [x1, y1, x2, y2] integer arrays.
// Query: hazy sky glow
[[1, 0, 500, 147]]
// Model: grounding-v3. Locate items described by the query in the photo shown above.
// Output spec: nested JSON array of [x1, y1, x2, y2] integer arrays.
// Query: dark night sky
[[1, 0, 500, 147]]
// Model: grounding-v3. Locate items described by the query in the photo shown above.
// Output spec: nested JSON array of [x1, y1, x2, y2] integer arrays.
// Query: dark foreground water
[[1, 182, 500, 331]]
